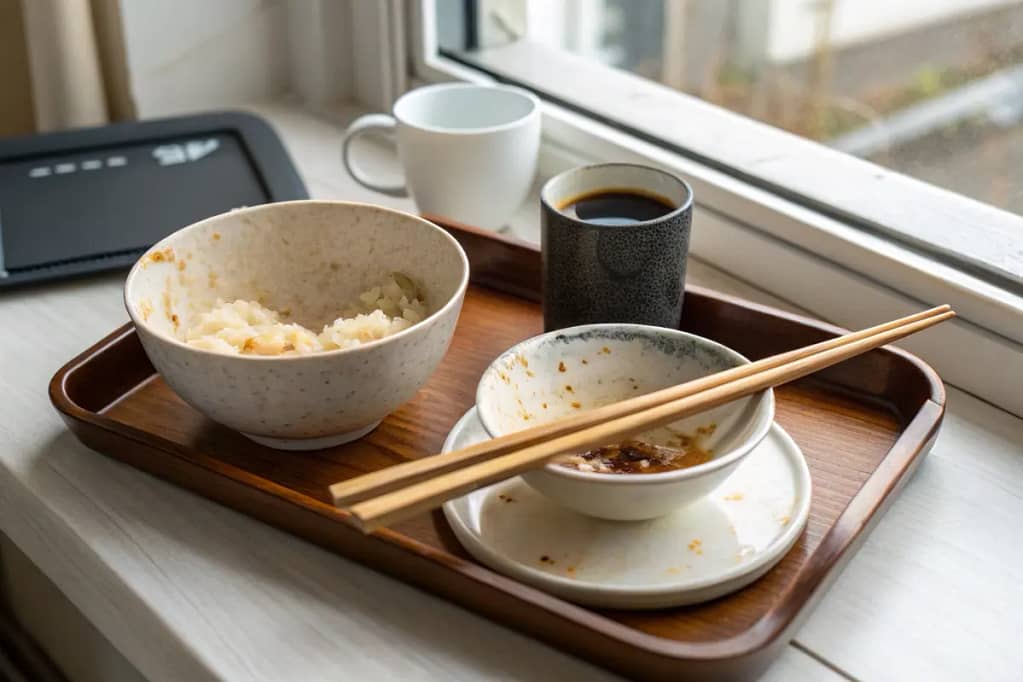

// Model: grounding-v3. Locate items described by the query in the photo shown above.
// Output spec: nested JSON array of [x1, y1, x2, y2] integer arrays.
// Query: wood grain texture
[[49, 224, 945, 682]]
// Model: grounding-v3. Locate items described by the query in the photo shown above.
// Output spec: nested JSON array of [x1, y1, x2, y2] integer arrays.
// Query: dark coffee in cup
[[540, 163, 694, 331], [557, 189, 675, 225]]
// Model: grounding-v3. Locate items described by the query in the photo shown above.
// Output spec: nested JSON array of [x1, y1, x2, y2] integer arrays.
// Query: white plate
[[441, 408, 812, 609]]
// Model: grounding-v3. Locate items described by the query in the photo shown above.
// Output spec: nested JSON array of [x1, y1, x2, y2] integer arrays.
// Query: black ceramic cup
[[540, 163, 694, 331]]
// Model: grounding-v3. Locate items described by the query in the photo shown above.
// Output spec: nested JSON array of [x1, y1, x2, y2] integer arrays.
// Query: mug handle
[[341, 114, 409, 197]]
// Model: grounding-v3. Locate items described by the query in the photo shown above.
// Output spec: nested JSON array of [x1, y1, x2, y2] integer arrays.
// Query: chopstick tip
[[341, 510, 379, 534]]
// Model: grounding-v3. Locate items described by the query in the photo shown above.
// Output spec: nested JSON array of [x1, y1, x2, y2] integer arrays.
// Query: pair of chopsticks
[[332, 305, 954, 533]]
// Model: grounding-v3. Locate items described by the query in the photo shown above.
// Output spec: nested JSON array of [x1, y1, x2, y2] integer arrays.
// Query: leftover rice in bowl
[[123, 200, 470, 449], [185, 274, 427, 355]]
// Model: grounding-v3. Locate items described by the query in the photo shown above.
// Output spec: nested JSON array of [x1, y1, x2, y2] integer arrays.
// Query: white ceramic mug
[[342, 83, 541, 229]]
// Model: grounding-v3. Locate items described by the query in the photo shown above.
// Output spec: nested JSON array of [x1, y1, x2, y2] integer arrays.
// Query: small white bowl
[[476, 324, 775, 520], [125, 200, 469, 450]]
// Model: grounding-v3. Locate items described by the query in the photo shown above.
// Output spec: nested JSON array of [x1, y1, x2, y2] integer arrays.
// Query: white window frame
[[322, 0, 1023, 414]]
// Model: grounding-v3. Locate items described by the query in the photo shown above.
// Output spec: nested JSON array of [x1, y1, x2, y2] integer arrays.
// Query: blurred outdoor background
[[442, 0, 1023, 216]]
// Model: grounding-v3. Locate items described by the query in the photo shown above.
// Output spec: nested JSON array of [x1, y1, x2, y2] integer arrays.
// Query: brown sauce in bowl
[[559, 440, 712, 474]]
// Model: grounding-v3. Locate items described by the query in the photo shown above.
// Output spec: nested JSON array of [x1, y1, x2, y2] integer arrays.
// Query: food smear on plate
[[558, 437, 712, 474], [184, 273, 427, 355]]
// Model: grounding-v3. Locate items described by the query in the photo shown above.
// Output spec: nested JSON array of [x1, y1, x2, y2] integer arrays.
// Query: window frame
[[344, 0, 1023, 414], [441, 38, 1023, 294]]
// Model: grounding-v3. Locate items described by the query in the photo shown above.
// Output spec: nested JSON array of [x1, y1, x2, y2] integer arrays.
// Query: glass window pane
[[438, 0, 1023, 218]]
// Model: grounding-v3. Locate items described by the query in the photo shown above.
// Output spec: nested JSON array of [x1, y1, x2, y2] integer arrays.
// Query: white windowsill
[[0, 99, 1020, 682], [1, 97, 1021, 682]]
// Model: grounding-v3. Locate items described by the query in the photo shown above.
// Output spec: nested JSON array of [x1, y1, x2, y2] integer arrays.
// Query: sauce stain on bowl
[[558, 438, 713, 474]]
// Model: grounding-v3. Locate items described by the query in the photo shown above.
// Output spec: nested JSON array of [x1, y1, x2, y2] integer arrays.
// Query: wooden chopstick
[[343, 309, 953, 532], [329, 305, 950, 506]]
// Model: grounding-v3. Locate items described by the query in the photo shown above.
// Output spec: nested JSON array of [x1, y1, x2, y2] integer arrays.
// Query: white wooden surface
[[0, 101, 1020, 682]]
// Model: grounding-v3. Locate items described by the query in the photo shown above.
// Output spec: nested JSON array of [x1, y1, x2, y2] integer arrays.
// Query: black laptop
[[0, 111, 308, 287]]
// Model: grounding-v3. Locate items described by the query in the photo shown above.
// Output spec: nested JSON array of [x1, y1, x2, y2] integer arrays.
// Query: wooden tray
[[50, 221, 945, 681]]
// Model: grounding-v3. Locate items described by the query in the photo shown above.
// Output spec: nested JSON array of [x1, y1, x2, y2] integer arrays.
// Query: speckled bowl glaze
[[540, 163, 693, 331], [476, 324, 774, 520], [124, 200, 469, 450]]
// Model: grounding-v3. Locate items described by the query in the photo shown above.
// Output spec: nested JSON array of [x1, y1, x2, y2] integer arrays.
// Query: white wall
[[119, 0, 290, 118], [766, 0, 1020, 62]]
